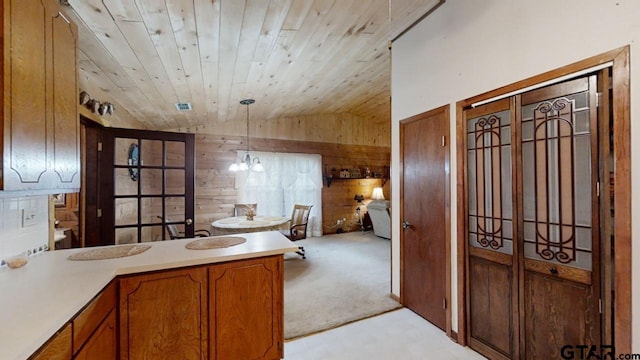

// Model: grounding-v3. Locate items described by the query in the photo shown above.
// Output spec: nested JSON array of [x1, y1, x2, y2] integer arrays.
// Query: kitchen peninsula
[[0, 231, 298, 359]]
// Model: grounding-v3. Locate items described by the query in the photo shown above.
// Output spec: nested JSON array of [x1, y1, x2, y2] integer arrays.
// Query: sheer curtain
[[235, 151, 323, 236]]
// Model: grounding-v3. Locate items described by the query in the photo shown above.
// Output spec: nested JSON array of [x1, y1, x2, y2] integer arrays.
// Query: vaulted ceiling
[[65, 0, 441, 130]]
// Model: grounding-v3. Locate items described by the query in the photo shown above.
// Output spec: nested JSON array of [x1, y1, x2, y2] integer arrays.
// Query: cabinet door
[[73, 281, 117, 355], [50, 4, 80, 188], [3, 0, 79, 190], [30, 323, 72, 360], [119, 268, 208, 360], [4, 0, 49, 189], [74, 310, 117, 360], [209, 256, 284, 360]]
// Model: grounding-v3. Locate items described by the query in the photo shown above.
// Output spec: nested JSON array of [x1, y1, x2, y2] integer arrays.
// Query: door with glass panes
[[465, 74, 604, 359], [101, 128, 195, 244]]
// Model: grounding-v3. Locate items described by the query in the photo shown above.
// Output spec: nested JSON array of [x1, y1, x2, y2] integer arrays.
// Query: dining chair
[[234, 203, 257, 216], [157, 216, 211, 240], [280, 204, 312, 259]]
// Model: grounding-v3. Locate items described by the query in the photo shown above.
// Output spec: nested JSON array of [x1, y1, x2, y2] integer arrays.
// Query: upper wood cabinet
[[2, 0, 80, 191]]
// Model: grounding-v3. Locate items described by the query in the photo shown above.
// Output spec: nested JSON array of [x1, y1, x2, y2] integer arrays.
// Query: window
[[235, 152, 323, 236]]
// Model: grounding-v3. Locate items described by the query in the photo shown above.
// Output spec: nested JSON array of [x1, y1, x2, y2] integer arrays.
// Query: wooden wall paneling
[[113, 20, 183, 128], [165, 0, 208, 125], [175, 112, 391, 148], [64, 1, 446, 132], [194, 0, 220, 122], [134, 0, 194, 124], [76, 51, 149, 129], [215, 0, 244, 123], [194, 134, 390, 233], [69, 0, 174, 126]]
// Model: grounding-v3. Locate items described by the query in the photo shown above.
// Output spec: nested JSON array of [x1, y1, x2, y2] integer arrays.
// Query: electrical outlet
[[22, 209, 39, 227]]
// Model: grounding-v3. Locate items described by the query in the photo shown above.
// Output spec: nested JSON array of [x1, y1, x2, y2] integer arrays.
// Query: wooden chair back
[[288, 204, 313, 241], [166, 224, 181, 239], [157, 216, 210, 240], [234, 203, 257, 216]]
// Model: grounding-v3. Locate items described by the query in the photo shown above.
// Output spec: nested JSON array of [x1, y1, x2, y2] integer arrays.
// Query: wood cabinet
[[30, 323, 72, 360], [119, 267, 209, 360], [74, 310, 117, 360], [72, 282, 117, 359], [30, 282, 116, 360], [209, 256, 283, 360], [2, 0, 80, 191], [119, 256, 284, 360], [31, 255, 285, 359]]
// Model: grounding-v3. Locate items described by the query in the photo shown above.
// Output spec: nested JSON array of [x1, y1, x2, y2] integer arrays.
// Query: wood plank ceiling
[[65, 0, 442, 131]]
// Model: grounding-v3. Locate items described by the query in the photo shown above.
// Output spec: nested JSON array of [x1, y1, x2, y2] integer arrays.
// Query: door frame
[[455, 46, 631, 352], [399, 104, 452, 337]]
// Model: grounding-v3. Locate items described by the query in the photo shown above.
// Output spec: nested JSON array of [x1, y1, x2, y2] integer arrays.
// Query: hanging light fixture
[[229, 99, 264, 172]]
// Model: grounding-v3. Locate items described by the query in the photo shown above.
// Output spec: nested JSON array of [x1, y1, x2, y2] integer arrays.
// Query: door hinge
[[97, 209, 102, 218], [443, 298, 447, 309], [596, 92, 602, 107], [596, 181, 600, 197], [97, 142, 103, 152], [599, 298, 602, 314], [441, 136, 446, 147]]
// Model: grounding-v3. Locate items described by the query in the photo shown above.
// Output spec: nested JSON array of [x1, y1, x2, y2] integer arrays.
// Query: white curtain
[[235, 151, 323, 236]]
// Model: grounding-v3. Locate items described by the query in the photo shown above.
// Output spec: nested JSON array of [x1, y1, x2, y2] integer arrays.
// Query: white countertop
[[0, 231, 298, 360]]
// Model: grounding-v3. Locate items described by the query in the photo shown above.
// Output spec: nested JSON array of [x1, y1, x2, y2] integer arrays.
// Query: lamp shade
[[252, 159, 264, 172], [371, 187, 385, 200]]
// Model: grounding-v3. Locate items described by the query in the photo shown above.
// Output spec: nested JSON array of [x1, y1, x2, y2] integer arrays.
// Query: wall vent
[[175, 102, 192, 111]]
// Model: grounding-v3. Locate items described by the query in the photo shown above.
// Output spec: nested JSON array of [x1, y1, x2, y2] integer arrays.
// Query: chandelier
[[229, 99, 264, 172]]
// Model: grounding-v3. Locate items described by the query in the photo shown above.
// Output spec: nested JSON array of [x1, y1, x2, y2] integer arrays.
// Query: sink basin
[[185, 236, 246, 250], [68, 244, 152, 261]]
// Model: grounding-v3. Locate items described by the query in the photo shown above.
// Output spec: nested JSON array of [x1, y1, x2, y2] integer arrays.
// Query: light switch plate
[[22, 209, 39, 227]]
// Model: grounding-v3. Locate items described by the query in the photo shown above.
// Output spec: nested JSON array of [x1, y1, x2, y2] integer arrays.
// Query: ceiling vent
[[175, 102, 192, 111]]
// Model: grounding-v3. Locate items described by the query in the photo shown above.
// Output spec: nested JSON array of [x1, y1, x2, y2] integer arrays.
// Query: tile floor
[[285, 308, 486, 359]]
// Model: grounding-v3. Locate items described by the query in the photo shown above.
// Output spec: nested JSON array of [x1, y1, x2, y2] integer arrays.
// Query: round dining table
[[210, 215, 290, 235]]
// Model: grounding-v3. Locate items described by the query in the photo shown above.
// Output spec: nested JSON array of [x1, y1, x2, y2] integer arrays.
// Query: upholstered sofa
[[367, 200, 391, 239]]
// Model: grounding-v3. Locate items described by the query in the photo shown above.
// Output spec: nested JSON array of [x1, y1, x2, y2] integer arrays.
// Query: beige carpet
[[284, 231, 401, 339]]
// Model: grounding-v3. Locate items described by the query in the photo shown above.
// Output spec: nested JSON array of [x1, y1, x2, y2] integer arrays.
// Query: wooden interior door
[[518, 75, 601, 359], [82, 118, 102, 247], [101, 128, 195, 245], [400, 105, 449, 330], [465, 98, 518, 359]]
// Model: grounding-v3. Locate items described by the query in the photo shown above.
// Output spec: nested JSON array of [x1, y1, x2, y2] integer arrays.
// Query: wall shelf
[[324, 176, 388, 188]]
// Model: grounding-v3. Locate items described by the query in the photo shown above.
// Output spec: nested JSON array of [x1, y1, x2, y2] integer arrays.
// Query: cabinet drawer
[[73, 281, 117, 354]]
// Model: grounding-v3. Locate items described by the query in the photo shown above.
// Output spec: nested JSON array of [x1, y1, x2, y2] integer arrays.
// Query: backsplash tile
[[0, 195, 49, 265]]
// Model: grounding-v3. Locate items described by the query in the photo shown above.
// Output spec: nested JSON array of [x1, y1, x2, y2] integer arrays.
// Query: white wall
[[391, 0, 639, 348], [0, 196, 49, 264]]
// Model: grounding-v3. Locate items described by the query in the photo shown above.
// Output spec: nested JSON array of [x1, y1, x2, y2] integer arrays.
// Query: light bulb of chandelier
[[252, 158, 264, 172], [238, 161, 249, 171], [228, 163, 239, 172]]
